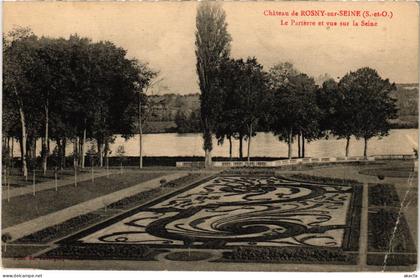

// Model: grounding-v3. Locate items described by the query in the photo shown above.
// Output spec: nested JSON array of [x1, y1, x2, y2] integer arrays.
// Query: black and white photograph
[[1, 1, 418, 273]]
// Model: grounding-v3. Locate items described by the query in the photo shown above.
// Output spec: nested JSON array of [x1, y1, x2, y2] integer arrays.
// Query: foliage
[[268, 64, 320, 158], [195, 2, 232, 165], [337, 68, 398, 155], [3, 27, 156, 173], [174, 110, 201, 133], [215, 57, 269, 159]]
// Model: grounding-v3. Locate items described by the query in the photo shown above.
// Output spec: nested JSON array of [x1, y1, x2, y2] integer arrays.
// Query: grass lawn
[[3, 168, 93, 187], [2, 171, 167, 228]]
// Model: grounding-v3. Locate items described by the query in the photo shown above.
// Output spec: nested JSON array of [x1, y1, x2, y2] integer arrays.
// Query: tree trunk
[[228, 136, 232, 160], [18, 107, 28, 178], [139, 126, 143, 169], [14, 86, 28, 178], [239, 134, 243, 159], [6, 137, 10, 159], [204, 149, 212, 168], [302, 134, 305, 158], [6, 137, 11, 168], [81, 128, 86, 168], [345, 136, 350, 157], [11, 138, 14, 163], [98, 140, 104, 168], [57, 139, 62, 170], [363, 137, 368, 158], [42, 104, 49, 174], [139, 94, 143, 169], [62, 138, 66, 169], [287, 128, 293, 159], [74, 137, 79, 168], [247, 124, 252, 162], [18, 137, 26, 179], [297, 133, 301, 158], [27, 138, 36, 169], [32, 139, 36, 162], [105, 138, 109, 170], [203, 129, 212, 168]]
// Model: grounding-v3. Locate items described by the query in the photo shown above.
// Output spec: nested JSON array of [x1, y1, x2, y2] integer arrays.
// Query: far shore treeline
[[2, 3, 417, 176]]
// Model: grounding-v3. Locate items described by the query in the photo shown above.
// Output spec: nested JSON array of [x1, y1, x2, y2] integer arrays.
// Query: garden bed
[[12, 212, 110, 244], [37, 243, 163, 261], [368, 184, 401, 207], [106, 173, 206, 210], [283, 173, 362, 186], [219, 246, 357, 265], [367, 253, 417, 267], [368, 208, 416, 253]]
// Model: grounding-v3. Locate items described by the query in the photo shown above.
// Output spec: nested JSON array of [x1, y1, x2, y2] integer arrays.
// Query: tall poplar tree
[[195, 2, 231, 167]]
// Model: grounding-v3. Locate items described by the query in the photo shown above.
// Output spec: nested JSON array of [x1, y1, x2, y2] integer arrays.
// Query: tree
[[268, 62, 299, 88], [195, 2, 232, 167], [31, 37, 73, 174], [175, 109, 201, 133], [214, 58, 246, 159], [214, 58, 268, 161], [338, 67, 397, 157], [135, 75, 160, 169], [268, 63, 319, 159], [3, 27, 39, 178]]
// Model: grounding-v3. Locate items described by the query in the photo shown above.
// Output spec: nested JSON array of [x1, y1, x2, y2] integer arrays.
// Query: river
[[10, 129, 418, 158]]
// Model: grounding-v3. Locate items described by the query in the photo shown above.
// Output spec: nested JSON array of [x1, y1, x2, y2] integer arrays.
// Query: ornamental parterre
[[41, 176, 362, 262]]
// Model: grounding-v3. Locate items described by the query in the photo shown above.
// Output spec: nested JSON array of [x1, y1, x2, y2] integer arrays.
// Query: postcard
[[2, 1, 418, 272]]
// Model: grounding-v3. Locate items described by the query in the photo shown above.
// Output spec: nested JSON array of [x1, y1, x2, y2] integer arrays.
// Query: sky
[[4, 2, 419, 94]]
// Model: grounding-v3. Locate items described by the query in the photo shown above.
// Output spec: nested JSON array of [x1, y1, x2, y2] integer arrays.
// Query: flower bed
[[368, 208, 416, 253], [38, 243, 160, 261], [220, 246, 357, 264], [284, 174, 362, 186], [12, 212, 109, 244], [367, 253, 417, 267], [107, 173, 206, 209], [368, 183, 401, 207]]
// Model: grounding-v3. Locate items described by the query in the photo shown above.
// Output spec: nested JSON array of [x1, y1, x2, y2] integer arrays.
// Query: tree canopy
[[195, 2, 232, 166], [3, 28, 156, 174]]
